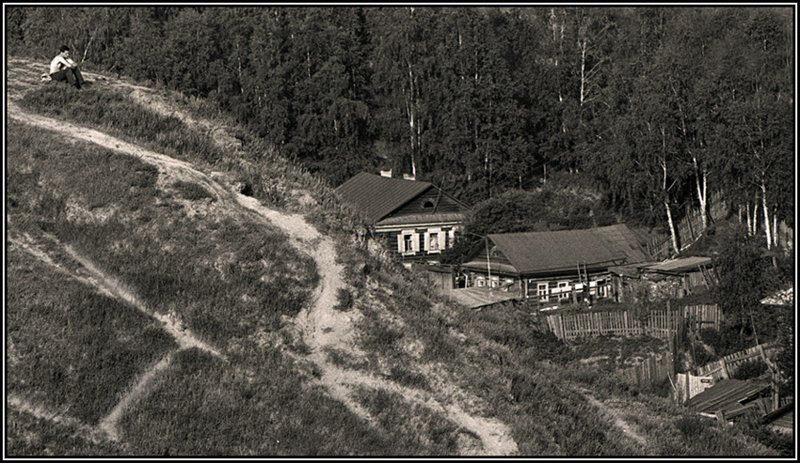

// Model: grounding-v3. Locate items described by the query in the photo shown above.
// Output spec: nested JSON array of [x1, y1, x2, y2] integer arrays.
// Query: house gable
[[376, 187, 469, 228], [388, 187, 467, 217]]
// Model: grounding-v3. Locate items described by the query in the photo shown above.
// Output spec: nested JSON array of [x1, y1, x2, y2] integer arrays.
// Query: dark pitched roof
[[335, 172, 433, 224], [480, 224, 650, 276]]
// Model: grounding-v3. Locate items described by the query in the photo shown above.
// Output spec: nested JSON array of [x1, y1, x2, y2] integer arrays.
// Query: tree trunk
[[772, 208, 779, 248], [751, 196, 759, 236], [761, 180, 772, 250], [660, 131, 679, 255], [666, 197, 680, 255], [693, 157, 708, 230], [579, 39, 587, 107], [404, 61, 420, 179]]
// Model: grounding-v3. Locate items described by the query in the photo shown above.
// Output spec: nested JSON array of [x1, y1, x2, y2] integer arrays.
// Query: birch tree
[[367, 7, 436, 179]]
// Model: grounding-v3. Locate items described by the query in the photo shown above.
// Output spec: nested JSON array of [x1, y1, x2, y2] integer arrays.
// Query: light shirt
[[50, 55, 77, 75]]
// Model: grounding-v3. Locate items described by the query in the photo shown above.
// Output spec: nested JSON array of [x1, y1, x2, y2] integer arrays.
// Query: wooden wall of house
[[468, 244, 513, 266], [387, 187, 466, 218]]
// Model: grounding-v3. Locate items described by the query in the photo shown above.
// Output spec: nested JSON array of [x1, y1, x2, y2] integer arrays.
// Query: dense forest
[[6, 6, 794, 247]]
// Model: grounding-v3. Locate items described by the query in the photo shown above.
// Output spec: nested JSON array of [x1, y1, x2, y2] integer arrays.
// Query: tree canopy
[[7, 6, 793, 243]]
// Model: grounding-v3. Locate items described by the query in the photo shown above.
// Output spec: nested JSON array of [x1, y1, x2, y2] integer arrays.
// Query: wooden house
[[336, 172, 470, 262], [460, 224, 650, 307]]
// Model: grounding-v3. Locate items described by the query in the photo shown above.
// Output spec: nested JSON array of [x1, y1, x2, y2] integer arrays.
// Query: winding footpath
[[6, 68, 518, 455]]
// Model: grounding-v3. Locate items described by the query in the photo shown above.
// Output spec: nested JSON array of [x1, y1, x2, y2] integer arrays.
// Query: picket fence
[[545, 304, 722, 340], [692, 344, 775, 380], [619, 352, 674, 389]]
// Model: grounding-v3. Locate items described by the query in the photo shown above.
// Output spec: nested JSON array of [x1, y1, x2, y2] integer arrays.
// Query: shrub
[[172, 180, 214, 201], [333, 288, 354, 312], [699, 327, 749, 357], [674, 414, 708, 441], [731, 360, 768, 380]]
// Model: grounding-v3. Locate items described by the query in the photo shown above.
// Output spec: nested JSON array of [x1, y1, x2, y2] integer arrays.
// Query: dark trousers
[[50, 67, 85, 88]]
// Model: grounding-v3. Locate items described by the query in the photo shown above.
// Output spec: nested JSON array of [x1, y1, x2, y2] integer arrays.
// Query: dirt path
[[7, 225, 224, 360], [7, 64, 518, 456], [98, 353, 174, 441], [578, 389, 648, 449], [7, 393, 106, 445]]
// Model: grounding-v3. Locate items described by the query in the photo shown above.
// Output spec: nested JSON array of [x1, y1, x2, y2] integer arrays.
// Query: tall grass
[[20, 85, 223, 166], [7, 121, 318, 347], [7, 95, 403, 456], [6, 408, 125, 457], [119, 348, 403, 456], [353, 388, 460, 455], [7, 246, 177, 425]]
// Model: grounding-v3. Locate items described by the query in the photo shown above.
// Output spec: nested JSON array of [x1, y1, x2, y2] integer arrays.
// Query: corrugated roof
[[609, 256, 712, 278], [335, 172, 433, 224], [483, 224, 650, 276], [686, 379, 771, 415]]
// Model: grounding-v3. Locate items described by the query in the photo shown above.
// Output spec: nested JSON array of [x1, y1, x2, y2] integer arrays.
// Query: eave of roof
[[375, 212, 465, 228]]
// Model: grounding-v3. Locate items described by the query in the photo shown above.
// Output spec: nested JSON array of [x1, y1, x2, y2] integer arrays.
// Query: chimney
[[380, 169, 392, 178], [403, 173, 416, 181]]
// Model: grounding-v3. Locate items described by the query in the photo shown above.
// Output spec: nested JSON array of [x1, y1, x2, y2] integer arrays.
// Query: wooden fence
[[545, 304, 722, 340], [674, 372, 716, 403], [692, 344, 775, 380], [683, 304, 723, 332], [619, 352, 674, 389]]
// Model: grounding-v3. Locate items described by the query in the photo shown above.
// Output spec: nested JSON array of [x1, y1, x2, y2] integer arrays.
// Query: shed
[[762, 401, 794, 435]]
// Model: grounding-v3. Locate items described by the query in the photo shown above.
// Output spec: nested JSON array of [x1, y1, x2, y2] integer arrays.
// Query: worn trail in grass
[[7, 62, 518, 456], [578, 388, 649, 450], [7, 393, 107, 446]]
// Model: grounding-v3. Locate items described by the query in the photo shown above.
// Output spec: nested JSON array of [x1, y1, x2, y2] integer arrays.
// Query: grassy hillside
[[5, 56, 786, 457]]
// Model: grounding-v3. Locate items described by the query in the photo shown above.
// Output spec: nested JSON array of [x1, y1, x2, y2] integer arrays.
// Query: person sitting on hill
[[49, 45, 85, 89]]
